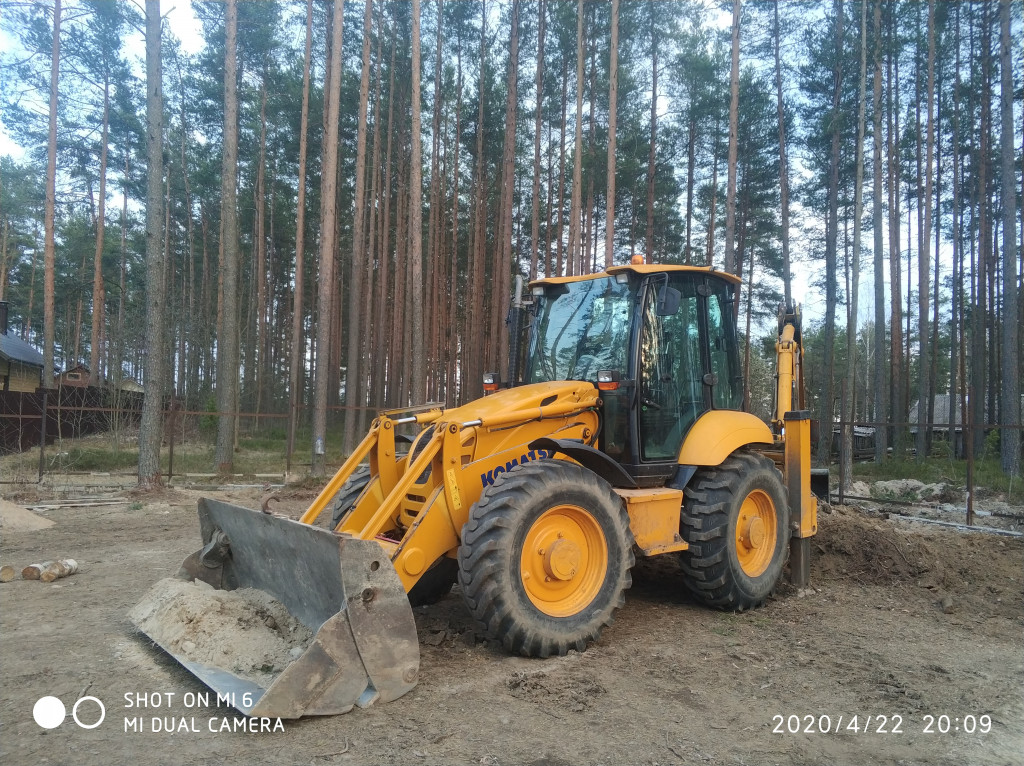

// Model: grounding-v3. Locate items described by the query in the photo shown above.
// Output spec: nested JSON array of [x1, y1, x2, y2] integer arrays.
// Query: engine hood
[[442, 380, 600, 424]]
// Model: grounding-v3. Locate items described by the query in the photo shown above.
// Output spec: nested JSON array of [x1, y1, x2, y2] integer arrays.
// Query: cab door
[[636, 274, 707, 462]]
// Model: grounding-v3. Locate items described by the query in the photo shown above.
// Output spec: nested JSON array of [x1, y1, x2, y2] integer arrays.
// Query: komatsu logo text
[[480, 448, 554, 488]]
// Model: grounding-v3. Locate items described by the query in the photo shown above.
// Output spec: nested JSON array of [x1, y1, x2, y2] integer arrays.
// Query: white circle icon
[[33, 696, 66, 729], [72, 696, 105, 729]]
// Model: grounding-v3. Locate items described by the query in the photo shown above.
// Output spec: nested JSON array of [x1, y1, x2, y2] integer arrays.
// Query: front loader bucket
[[130, 498, 419, 719]]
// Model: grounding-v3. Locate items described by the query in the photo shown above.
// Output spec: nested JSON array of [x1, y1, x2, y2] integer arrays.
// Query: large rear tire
[[679, 451, 789, 610], [457, 460, 634, 658]]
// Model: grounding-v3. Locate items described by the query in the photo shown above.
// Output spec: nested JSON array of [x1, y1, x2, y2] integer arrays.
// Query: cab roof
[[528, 263, 741, 289]]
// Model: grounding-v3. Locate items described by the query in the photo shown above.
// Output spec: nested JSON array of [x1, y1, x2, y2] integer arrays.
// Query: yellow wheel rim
[[734, 489, 777, 577], [520, 505, 608, 617]]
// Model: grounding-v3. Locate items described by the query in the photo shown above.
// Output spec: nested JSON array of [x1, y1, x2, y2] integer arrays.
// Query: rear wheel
[[679, 451, 789, 610], [457, 460, 634, 657]]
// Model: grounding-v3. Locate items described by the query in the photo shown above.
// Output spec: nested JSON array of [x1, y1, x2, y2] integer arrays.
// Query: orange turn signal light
[[596, 370, 619, 391]]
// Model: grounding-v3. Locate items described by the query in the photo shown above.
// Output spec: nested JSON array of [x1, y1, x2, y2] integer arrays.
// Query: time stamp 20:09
[[772, 714, 993, 735]]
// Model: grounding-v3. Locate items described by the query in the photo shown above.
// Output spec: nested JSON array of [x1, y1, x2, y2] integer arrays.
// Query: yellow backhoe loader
[[132, 259, 822, 718]]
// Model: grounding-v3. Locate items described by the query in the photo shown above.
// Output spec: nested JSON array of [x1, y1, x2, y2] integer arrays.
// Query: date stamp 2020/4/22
[[772, 713, 993, 735]]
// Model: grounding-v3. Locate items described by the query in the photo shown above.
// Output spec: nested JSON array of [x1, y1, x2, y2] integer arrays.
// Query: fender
[[529, 437, 639, 489], [677, 411, 774, 467]]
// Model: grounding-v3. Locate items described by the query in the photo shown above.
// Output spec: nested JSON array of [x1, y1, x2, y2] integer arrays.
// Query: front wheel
[[457, 460, 634, 657], [679, 451, 789, 610], [329, 465, 372, 529]]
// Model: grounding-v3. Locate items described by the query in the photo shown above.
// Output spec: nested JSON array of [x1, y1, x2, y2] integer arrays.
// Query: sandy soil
[[0, 485, 1021, 766]]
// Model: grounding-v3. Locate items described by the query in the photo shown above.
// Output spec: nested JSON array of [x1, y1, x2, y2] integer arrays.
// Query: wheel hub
[[734, 489, 777, 577], [519, 504, 609, 617], [742, 515, 766, 549], [544, 539, 581, 581]]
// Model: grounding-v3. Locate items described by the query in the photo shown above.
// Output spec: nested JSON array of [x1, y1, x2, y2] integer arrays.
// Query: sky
[[0, 1, 203, 158]]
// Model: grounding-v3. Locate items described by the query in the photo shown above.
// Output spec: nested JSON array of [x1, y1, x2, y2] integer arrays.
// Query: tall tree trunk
[[950, 5, 963, 454], [530, 0, 546, 279], [818, 0, 843, 462], [928, 61, 943, 454], [493, 0, 520, 379], [556, 57, 568, 275], [871, 0, 886, 462], [363, 1, 385, 411], [116, 151, 129, 382], [773, 0, 792, 306], [254, 75, 268, 415], [343, 0, 375, 453], [887, 6, 904, 457], [138, 0, 166, 487], [971, 5, 988, 457], [723, 0, 740, 276], [842, 0, 868, 488], [466, 1, 488, 398], [604, 0, 619, 269], [645, 0, 658, 261], [706, 109, 721, 266], [999, 0, 1020, 474], [409, 0, 425, 402], [447, 28, 464, 402], [374, 27, 397, 407], [915, 0, 935, 462], [287, 0, 314, 469], [685, 117, 697, 263], [43, 0, 61, 387], [426, 0, 444, 402], [26, 227, 39, 339], [73, 242, 87, 367], [215, 0, 241, 473], [312, 0, 346, 476], [567, 0, 585, 274], [583, 19, 596, 274], [0, 222, 9, 301], [89, 74, 109, 385]]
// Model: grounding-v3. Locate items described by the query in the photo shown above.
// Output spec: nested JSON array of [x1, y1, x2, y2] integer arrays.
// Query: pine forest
[[0, 0, 1021, 482]]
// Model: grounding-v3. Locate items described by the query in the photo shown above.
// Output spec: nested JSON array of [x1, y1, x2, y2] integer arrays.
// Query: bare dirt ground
[[1, 482, 1021, 766]]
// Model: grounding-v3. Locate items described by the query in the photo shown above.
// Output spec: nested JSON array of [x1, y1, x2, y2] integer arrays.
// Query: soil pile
[[129, 578, 314, 686], [815, 506, 938, 585], [0, 499, 55, 531], [814, 506, 1024, 614]]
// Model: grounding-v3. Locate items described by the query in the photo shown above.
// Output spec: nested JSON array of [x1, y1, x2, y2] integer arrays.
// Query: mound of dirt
[[0, 499, 55, 531], [129, 578, 314, 687], [814, 506, 938, 585], [815, 505, 1024, 609]]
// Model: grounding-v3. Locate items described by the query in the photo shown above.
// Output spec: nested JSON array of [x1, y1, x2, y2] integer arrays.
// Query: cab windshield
[[524, 277, 634, 384]]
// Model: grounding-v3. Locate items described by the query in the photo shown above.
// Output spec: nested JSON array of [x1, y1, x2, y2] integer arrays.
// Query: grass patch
[[52, 447, 138, 472]]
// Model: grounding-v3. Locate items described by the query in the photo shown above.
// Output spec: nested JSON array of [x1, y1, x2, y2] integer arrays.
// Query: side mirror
[[656, 285, 681, 316]]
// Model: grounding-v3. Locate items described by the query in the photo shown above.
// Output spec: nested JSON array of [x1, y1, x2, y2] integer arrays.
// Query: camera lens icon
[[33, 696, 65, 729], [33, 695, 105, 730]]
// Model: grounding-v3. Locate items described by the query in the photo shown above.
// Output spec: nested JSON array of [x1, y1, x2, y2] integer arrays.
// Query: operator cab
[[521, 264, 744, 487]]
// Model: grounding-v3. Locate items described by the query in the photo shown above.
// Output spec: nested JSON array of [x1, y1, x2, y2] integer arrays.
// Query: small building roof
[[0, 332, 45, 368], [908, 394, 1024, 432]]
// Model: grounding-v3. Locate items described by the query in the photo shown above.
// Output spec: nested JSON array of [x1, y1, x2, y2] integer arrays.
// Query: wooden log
[[0, 565, 17, 582], [40, 559, 79, 583], [22, 561, 54, 580]]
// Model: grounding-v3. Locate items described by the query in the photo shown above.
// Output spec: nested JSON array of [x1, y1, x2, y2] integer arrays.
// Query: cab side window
[[706, 286, 743, 410], [638, 277, 704, 461]]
